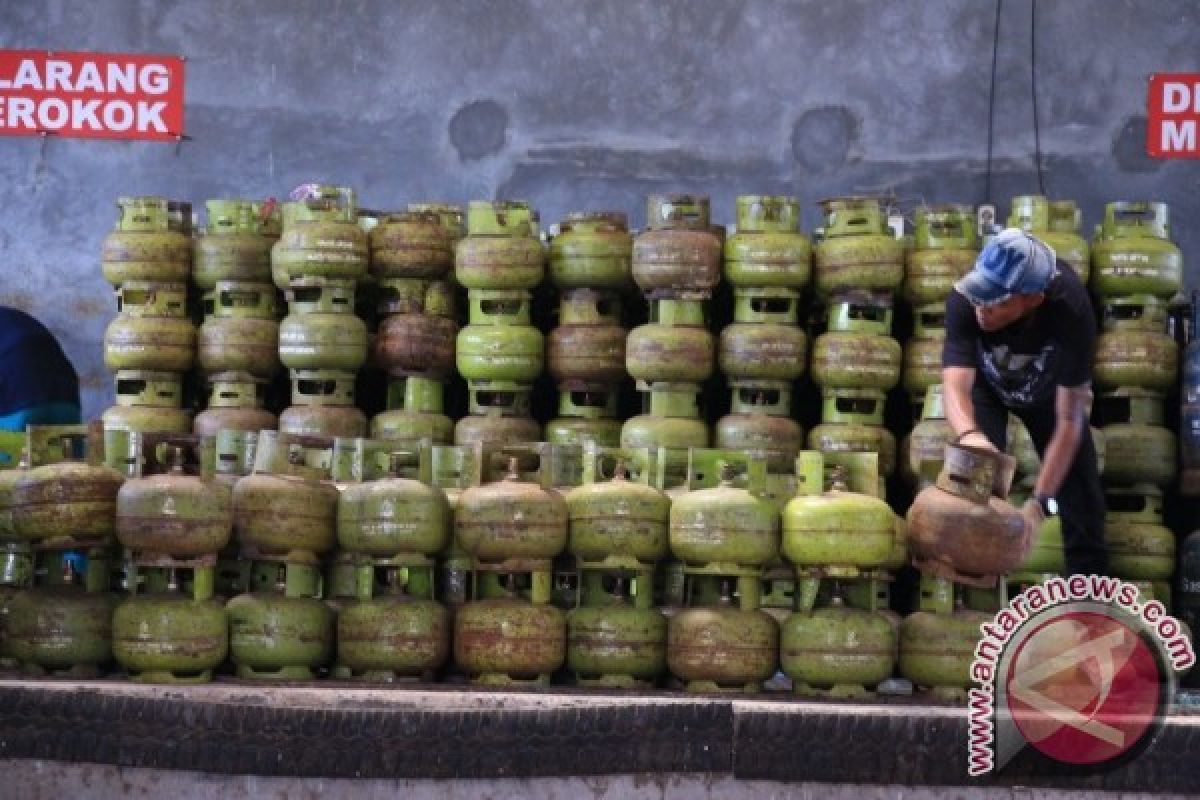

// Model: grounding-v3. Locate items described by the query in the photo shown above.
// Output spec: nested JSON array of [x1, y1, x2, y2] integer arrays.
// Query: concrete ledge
[[0, 681, 1198, 790]]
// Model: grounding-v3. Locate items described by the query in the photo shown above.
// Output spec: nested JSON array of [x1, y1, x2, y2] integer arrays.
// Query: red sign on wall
[[1147, 72, 1200, 158], [0, 50, 184, 141]]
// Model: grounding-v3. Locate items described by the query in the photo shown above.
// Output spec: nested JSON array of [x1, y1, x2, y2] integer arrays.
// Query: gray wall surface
[[0, 0, 1197, 420]]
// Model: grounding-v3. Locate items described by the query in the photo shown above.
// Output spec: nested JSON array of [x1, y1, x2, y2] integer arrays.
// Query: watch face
[[1043, 496, 1058, 516]]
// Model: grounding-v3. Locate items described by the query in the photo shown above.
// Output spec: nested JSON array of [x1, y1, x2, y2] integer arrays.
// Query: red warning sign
[[1148, 73, 1200, 158], [0, 49, 184, 141]]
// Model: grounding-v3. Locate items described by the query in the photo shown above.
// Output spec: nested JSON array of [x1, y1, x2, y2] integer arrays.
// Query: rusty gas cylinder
[[632, 195, 722, 295], [907, 444, 1027, 579]]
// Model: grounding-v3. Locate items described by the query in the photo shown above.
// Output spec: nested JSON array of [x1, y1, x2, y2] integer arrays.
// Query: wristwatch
[[1035, 494, 1058, 517]]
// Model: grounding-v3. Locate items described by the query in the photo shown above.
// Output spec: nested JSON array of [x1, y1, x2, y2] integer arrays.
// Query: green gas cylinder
[[902, 306, 947, 400], [193, 199, 273, 289], [279, 283, 368, 371], [715, 386, 803, 474], [666, 582, 779, 693], [566, 446, 669, 568], [899, 607, 990, 700], [226, 561, 333, 681], [547, 289, 627, 385], [1090, 202, 1181, 299], [1105, 487, 1176, 582], [904, 205, 977, 306], [811, 292, 901, 390], [116, 442, 232, 559], [904, 385, 953, 484], [455, 201, 544, 290], [103, 283, 195, 372], [11, 427, 122, 549], [271, 186, 368, 288], [455, 457, 567, 562], [723, 195, 811, 289], [807, 390, 896, 476], [549, 211, 632, 290], [781, 594, 896, 697], [337, 450, 449, 558], [372, 376, 454, 446], [113, 566, 228, 683], [669, 452, 778, 570], [782, 453, 894, 570], [335, 563, 449, 681], [102, 196, 192, 287], [719, 290, 807, 383], [453, 593, 566, 685], [545, 389, 623, 449], [7, 551, 117, 677], [1094, 295, 1178, 392], [232, 432, 338, 561], [1099, 389, 1176, 487], [813, 197, 904, 296], [566, 570, 666, 687], [193, 378, 277, 437]]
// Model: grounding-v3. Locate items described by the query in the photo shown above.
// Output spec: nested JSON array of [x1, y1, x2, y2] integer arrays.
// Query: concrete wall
[[1, 0, 1197, 420]]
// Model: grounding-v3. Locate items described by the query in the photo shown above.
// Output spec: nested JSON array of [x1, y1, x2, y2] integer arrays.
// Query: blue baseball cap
[[954, 228, 1057, 306]]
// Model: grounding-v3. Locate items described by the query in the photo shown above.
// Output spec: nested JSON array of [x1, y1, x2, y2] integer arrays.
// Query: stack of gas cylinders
[[194, 199, 281, 490], [904, 442, 1026, 700], [333, 441, 451, 681], [901, 205, 978, 416], [564, 444, 669, 687], [622, 194, 722, 490], [4, 425, 122, 677], [113, 435, 230, 682], [779, 450, 904, 697], [194, 199, 280, 438], [369, 206, 461, 448], [226, 432, 337, 680], [1086, 201, 1185, 607], [716, 195, 810, 489], [1179, 293, 1200, 642], [4, 189, 1198, 698], [546, 212, 633, 448], [275, 186, 370, 437], [453, 202, 545, 448], [809, 197, 905, 480], [453, 446, 568, 685], [101, 197, 196, 450]]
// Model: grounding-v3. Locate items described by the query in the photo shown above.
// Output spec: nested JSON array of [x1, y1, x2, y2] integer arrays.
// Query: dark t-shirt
[[0, 306, 80, 416], [942, 260, 1096, 408]]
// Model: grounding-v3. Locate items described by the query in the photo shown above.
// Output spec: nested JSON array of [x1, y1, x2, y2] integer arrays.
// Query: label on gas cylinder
[[0, 50, 184, 141]]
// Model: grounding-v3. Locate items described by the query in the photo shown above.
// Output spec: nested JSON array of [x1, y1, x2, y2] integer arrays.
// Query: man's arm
[[1033, 383, 1090, 498], [940, 293, 995, 451], [942, 365, 996, 451]]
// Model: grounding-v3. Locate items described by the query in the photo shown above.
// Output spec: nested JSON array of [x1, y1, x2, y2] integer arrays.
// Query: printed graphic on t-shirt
[[977, 341, 1057, 408]]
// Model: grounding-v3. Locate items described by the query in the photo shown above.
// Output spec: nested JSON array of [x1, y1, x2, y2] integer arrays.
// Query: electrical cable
[[1031, 0, 1046, 194], [985, 0, 1003, 205]]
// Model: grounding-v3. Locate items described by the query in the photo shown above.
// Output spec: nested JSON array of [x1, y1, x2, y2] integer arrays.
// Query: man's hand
[[1021, 497, 1046, 534], [958, 431, 998, 452], [1016, 497, 1043, 563]]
